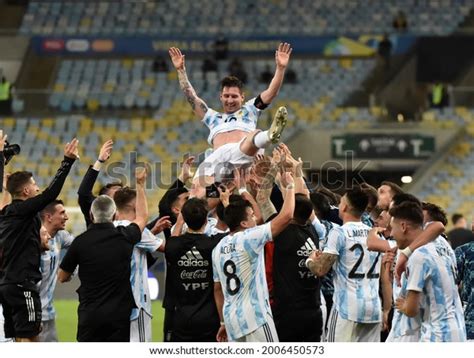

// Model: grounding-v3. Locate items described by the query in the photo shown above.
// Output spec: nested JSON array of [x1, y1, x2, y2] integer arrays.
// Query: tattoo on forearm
[[259, 199, 277, 222], [309, 254, 336, 276], [199, 101, 208, 113], [178, 70, 197, 110], [178, 69, 207, 113]]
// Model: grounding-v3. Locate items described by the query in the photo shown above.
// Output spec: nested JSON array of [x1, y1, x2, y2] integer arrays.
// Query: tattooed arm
[[306, 251, 337, 277], [255, 157, 280, 222], [169, 47, 209, 119]]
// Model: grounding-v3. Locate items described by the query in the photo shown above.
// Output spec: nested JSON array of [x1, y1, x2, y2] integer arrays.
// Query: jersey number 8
[[223, 260, 241, 295]]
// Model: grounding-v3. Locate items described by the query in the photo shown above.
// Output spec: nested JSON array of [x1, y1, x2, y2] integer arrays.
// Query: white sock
[[253, 130, 270, 148]]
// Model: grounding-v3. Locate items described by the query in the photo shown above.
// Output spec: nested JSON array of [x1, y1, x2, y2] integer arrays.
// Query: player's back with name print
[[332, 222, 382, 323]]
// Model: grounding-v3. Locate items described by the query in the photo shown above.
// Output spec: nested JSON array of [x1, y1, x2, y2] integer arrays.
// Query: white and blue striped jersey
[[202, 97, 261, 145], [324, 221, 382, 323], [212, 223, 272, 341], [390, 260, 421, 340], [114, 220, 164, 320], [406, 240, 466, 342], [311, 216, 327, 242], [38, 230, 74, 321]]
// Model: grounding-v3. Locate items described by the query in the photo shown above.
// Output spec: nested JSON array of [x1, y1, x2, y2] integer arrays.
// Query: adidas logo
[[177, 246, 209, 267], [297, 238, 317, 257]]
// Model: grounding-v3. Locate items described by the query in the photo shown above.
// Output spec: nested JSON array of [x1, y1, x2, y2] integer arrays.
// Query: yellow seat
[[53, 83, 65, 93], [86, 99, 99, 111]]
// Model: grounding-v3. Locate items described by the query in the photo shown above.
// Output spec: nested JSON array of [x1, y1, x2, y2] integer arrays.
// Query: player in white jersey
[[113, 187, 170, 342], [306, 187, 383, 342], [389, 202, 466, 342], [37, 200, 74, 342], [169, 44, 292, 197], [212, 172, 295, 342]]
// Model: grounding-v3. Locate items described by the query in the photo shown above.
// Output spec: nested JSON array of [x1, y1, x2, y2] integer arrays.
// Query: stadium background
[[0, 0, 473, 341]]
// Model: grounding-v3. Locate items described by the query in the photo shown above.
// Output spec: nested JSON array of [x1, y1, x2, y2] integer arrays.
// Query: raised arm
[[78, 139, 113, 226], [269, 172, 295, 238], [21, 138, 79, 215], [259, 43, 292, 105], [169, 47, 209, 119], [133, 168, 149, 232]]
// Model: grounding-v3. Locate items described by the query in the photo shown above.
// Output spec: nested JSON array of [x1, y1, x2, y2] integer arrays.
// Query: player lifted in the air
[[169, 43, 292, 196]]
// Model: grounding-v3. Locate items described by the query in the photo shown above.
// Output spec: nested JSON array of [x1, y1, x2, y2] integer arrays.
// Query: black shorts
[[0, 282, 42, 339]]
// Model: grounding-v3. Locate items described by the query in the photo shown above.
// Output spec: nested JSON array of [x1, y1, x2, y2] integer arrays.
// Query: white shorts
[[326, 308, 381, 342], [386, 329, 420, 342], [320, 292, 327, 342], [130, 309, 152, 342], [194, 139, 254, 180], [234, 315, 279, 343]]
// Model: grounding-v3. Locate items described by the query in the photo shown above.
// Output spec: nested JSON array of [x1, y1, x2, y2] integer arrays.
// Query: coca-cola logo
[[298, 259, 307, 268], [180, 269, 208, 280]]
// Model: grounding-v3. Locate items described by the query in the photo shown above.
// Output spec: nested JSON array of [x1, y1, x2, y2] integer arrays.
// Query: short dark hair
[[310, 192, 331, 218], [40, 199, 64, 220], [221, 76, 243, 92], [6, 171, 33, 197], [114, 187, 137, 211], [345, 187, 369, 217], [99, 182, 123, 196], [360, 183, 378, 211], [181, 198, 209, 231], [314, 185, 339, 206], [380, 181, 404, 196], [389, 201, 424, 227], [451, 213, 464, 226], [165, 187, 189, 211], [294, 194, 313, 225], [391, 193, 421, 207], [224, 199, 253, 231], [216, 194, 242, 221], [422, 202, 448, 226]]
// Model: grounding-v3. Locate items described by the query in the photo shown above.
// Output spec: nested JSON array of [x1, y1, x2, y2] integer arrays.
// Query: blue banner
[[31, 35, 416, 57]]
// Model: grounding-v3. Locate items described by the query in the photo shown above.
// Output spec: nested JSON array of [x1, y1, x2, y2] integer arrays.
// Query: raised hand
[[64, 138, 79, 159], [275, 42, 292, 69], [178, 155, 195, 183], [253, 154, 272, 180], [98, 139, 113, 162], [280, 171, 294, 188], [169, 47, 185, 70], [279, 143, 301, 173], [135, 167, 147, 186], [218, 185, 230, 207], [0, 130, 7, 151]]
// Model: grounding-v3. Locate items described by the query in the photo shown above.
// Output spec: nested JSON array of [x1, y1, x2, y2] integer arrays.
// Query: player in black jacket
[[0, 136, 79, 341]]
